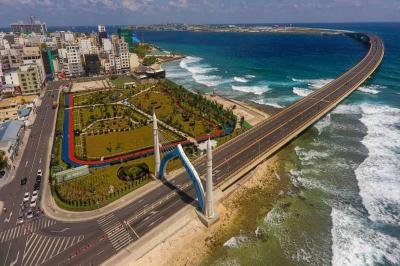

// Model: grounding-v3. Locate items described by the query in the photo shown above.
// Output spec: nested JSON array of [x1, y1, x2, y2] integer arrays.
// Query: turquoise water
[[143, 23, 400, 265]]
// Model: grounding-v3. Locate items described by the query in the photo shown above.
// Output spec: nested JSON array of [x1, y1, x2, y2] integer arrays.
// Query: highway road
[[0, 33, 384, 265]]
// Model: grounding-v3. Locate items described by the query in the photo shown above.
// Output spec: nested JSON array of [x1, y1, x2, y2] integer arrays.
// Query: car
[[23, 192, 30, 202], [26, 209, 33, 219], [31, 190, 39, 201], [30, 198, 36, 208], [36, 175, 41, 182], [34, 181, 40, 190], [37, 169, 42, 176], [17, 210, 24, 224], [0, 170, 5, 177], [20, 177, 27, 185]]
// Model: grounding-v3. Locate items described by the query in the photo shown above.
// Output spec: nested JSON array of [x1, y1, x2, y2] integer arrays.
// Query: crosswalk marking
[[97, 213, 132, 251], [0, 217, 57, 243], [22, 233, 84, 266]]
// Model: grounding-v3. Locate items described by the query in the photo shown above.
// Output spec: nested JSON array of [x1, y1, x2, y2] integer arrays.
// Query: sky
[[0, 0, 399, 27]]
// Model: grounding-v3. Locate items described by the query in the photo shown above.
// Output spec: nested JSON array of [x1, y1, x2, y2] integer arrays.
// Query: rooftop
[[0, 120, 24, 143]]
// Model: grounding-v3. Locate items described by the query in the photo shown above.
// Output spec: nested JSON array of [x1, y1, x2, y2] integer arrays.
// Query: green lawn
[[54, 155, 183, 211], [130, 91, 217, 137], [110, 75, 136, 88]]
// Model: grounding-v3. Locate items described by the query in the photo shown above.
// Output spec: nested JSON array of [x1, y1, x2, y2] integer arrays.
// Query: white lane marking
[[42, 237, 56, 263], [49, 238, 61, 258], [23, 234, 40, 259], [4, 211, 13, 223], [9, 250, 19, 266], [3, 242, 12, 266], [24, 234, 46, 264], [50, 227, 70, 233], [125, 221, 140, 239], [96, 250, 104, 256], [55, 237, 66, 255], [29, 237, 50, 266]]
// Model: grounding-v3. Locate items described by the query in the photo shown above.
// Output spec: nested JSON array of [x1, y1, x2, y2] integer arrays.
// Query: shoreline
[[134, 153, 283, 266]]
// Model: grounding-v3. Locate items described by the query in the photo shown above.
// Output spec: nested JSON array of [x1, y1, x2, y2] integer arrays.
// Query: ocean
[[139, 23, 400, 265]]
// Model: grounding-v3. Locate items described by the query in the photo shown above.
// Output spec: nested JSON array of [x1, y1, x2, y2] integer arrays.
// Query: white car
[[23, 192, 30, 203], [37, 169, 42, 176], [26, 209, 33, 219], [30, 198, 36, 208], [31, 190, 39, 201]]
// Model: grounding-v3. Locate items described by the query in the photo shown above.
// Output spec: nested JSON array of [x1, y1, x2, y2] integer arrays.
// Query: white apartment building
[[98, 25, 106, 33], [102, 38, 112, 53], [61, 45, 84, 77], [64, 32, 75, 43]]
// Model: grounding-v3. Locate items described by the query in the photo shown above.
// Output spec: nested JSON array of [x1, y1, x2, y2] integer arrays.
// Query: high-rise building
[[98, 25, 107, 47], [84, 54, 101, 76], [98, 25, 106, 33], [10, 17, 47, 35], [117, 28, 134, 51], [62, 45, 84, 77], [4, 64, 42, 95]]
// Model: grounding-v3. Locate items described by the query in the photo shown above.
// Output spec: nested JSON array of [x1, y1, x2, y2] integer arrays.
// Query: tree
[[0, 151, 8, 170], [143, 56, 157, 66]]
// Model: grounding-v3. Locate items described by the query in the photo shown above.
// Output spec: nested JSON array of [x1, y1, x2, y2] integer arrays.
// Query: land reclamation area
[[51, 76, 239, 211]]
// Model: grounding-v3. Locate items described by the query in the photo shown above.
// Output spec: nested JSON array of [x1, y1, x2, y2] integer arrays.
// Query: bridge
[[0, 33, 384, 266]]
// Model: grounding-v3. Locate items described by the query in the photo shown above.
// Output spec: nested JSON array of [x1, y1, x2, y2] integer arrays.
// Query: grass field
[[84, 125, 179, 158], [130, 91, 216, 137], [54, 155, 183, 211], [73, 104, 181, 159], [110, 75, 136, 88]]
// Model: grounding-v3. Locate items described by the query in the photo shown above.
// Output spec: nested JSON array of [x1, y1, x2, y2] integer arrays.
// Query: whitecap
[[331, 207, 400, 266], [251, 98, 284, 108], [357, 85, 385, 95], [293, 87, 312, 97], [314, 114, 331, 135], [178, 56, 226, 87], [232, 85, 271, 95], [233, 76, 250, 83], [332, 104, 361, 115], [355, 103, 400, 224]]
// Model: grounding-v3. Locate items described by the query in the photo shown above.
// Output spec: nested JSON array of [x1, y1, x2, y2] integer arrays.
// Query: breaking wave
[[179, 56, 228, 87], [232, 85, 271, 95], [355, 103, 400, 224]]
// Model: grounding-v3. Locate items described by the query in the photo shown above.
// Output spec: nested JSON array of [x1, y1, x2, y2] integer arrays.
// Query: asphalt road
[[0, 33, 384, 266]]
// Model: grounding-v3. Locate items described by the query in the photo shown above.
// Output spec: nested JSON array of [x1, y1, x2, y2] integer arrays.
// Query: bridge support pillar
[[153, 112, 161, 178]]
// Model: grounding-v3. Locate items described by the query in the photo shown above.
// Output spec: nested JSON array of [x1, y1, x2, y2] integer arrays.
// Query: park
[[51, 76, 237, 210]]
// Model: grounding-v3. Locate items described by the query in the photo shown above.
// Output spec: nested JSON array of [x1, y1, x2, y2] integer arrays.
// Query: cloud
[[168, 0, 188, 8]]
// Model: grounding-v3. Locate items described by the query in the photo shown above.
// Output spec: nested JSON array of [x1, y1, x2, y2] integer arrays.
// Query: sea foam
[[232, 85, 271, 95], [179, 56, 226, 87], [331, 207, 400, 266], [355, 103, 400, 224]]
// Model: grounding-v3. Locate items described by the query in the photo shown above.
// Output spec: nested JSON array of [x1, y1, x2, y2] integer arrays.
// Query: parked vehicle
[[20, 177, 27, 185], [30, 198, 36, 208], [17, 209, 24, 224], [37, 169, 42, 176], [26, 209, 33, 219], [32, 190, 39, 201], [23, 192, 30, 202]]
